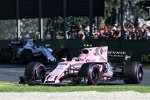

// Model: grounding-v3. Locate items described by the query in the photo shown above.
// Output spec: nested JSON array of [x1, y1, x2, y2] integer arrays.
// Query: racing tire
[[24, 62, 46, 84], [123, 61, 143, 84], [22, 49, 33, 64], [78, 63, 100, 85]]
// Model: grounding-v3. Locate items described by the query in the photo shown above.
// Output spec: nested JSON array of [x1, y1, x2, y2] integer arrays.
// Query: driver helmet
[[79, 54, 87, 60]]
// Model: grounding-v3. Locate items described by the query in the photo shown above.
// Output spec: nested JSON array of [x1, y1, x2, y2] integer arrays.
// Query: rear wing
[[9, 40, 23, 47], [108, 51, 132, 63]]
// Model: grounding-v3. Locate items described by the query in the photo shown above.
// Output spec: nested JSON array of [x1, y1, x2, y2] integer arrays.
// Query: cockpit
[[78, 49, 90, 61]]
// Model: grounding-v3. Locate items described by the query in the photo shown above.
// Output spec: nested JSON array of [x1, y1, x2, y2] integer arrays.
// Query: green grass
[[0, 84, 150, 93]]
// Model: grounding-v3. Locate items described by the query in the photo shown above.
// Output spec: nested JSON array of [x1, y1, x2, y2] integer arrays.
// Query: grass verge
[[0, 83, 150, 93]]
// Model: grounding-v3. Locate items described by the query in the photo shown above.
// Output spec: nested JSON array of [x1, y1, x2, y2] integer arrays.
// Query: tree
[[0, 0, 149, 40], [0, 20, 16, 39], [105, 0, 150, 27]]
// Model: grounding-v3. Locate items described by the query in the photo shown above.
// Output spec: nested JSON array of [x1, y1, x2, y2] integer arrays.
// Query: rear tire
[[24, 62, 46, 84], [123, 61, 143, 84], [78, 63, 100, 85]]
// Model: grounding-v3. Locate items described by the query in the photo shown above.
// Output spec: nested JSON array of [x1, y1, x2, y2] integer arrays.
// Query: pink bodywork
[[44, 46, 108, 83]]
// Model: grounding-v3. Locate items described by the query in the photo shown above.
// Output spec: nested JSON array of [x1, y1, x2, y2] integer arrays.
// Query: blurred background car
[[0, 39, 56, 64]]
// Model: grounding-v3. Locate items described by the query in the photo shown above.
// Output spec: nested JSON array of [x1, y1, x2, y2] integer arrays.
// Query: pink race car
[[19, 46, 143, 85]]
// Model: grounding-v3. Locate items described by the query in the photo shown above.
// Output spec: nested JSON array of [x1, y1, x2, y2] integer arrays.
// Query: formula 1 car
[[19, 46, 143, 85], [0, 39, 56, 64]]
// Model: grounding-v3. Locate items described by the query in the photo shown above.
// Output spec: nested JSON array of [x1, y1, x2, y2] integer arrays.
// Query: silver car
[[15, 39, 56, 63]]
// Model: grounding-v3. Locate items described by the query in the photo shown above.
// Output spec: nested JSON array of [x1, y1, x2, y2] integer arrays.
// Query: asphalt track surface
[[0, 64, 150, 86]]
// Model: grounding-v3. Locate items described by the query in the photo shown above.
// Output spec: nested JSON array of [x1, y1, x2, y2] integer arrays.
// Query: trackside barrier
[[0, 39, 150, 63]]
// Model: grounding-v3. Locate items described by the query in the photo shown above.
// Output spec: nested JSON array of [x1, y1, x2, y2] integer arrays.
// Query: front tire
[[24, 62, 46, 84], [78, 63, 100, 85], [123, 61, 143, 84]]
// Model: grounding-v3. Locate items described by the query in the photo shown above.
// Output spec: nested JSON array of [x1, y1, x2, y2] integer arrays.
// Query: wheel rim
[[35, 65, 45, 82], [89, 66, 99, 85], [137, 67, 143, 83], [92, 69, 99, 81]]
